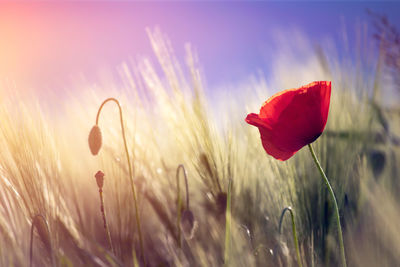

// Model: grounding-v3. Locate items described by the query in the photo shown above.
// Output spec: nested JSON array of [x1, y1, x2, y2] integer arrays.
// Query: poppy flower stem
[[278, 207, 303, 267], [95, 98, 145, 265], [308, 144, 347, 267], [176, 164, 189, 248]]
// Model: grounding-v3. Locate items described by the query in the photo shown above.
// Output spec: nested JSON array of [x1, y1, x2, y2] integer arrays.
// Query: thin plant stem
[[95, 98, 145, 265], [278, 207, 303, 267], [133, 247, 139, 267], [224, 179, 232, 266], [99, 188, 114, 254], [310, 231, 315, 267], [184, 169, 189, 209], [308, 144, 347, 267], [30, 214, 55, 267], [176, 164, 189, 248]]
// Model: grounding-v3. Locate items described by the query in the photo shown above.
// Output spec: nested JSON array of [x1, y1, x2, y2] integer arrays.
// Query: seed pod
[[95, 170, 105, 189], [368, 149, 386, 178], [216, 192, 227, 215], [31, 215, 52, 254], [88, 125, 102, 155], [199, 153, 213, 179], [180, 210, 197, 240]]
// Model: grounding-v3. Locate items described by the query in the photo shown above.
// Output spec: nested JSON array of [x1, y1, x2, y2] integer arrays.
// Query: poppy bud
[[95, 170, 105, 189], [88, 125, 102, 155], [180, 210, 197, 240]]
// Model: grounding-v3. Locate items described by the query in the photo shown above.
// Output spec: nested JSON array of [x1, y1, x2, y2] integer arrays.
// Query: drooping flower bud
[[88, 125, 102, 155], [95, 170, 105, 189], [180, 209, 197, 240]]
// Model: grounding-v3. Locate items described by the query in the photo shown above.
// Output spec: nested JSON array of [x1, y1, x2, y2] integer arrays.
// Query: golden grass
[[0, 27, 399, 266]]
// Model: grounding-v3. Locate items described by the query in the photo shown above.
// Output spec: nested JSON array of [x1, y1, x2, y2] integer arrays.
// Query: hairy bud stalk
[[94, 171, 114, 254]]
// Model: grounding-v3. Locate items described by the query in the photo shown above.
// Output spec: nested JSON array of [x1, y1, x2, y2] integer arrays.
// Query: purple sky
[[1, 2, 399, 94]]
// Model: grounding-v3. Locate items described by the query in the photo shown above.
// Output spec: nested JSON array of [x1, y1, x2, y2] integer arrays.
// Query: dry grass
[[0, 27, 399, 267]]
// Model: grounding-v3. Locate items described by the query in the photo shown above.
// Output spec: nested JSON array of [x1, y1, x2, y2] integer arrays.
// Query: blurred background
[[1, 2, 399, 101]]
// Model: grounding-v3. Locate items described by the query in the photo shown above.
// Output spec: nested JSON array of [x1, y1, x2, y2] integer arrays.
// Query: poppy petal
[[258, 127, 297, 160], [245, 113, 270, 128], [246, 81, 331, 161]]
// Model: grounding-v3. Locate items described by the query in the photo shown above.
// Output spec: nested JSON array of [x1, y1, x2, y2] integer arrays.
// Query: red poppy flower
[[246, 81, 331, 161]]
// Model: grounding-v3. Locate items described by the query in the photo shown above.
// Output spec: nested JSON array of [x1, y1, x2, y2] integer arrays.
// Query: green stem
[[96, 98, 145, 265], [308, 144, 347, 267], [278, 207, 303, 267], [99, 188, 114, 254]]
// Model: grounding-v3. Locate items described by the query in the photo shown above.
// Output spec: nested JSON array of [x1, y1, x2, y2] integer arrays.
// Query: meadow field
[[0, 21, 400, 267]]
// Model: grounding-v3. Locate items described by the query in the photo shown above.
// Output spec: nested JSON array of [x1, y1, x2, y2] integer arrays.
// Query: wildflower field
[[1, 6, 400, 267]]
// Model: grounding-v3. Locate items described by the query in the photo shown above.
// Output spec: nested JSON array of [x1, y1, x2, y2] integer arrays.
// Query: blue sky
[[0, 2, 399, 93]]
